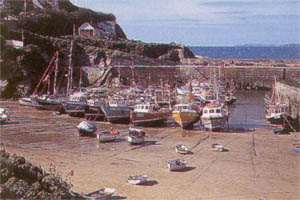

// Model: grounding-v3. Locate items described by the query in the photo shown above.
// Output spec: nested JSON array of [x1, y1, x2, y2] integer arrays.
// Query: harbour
[[1, 90, 300, 199], [1, 0, 300, 199]]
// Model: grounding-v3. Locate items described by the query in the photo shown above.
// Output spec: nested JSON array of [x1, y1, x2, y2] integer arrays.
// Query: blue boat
[[101, 98, 131, 124], [293, 146, 300, 153]]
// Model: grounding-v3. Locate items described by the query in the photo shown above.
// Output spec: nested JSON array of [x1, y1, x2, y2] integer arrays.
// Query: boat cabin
[[108, 99, 128, 107], [267, 104, 288, 116], [202, 104, 227, 117], [134, 103, 160, 113], [173, 104, 200, 112], [69, 92, 88, 102]]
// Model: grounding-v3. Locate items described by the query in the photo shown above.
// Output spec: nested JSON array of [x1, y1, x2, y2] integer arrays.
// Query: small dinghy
[[168, 159, 187, 171], [0, 108, 10, 125], [211, 144, 229, 152], [83, 188, 115, 200], [77, 121, 97, 137], [128, 174, 148, 185], [293, 145, 300, 153], [273, 126, 290, 134], [127, 127, 145, 144], [175, 144, 190, 154], [97, 130, 118, 142], [19, 97, 33, 106]]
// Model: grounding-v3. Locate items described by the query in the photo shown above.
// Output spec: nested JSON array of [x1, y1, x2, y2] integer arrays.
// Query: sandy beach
[[1, 101, 300, 200]]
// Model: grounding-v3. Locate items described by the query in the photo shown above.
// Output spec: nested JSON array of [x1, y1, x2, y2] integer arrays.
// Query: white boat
[[127, 127, 145, 144], [77, 121, 97, 137], [128, 174, 148, 185], [168, 159, 187, 171], [211, 144, 229, 152], [96, 130, 118, 142], [266, 103, 291, 125], [19, 97, 33, 106], [0, 108, 10, 124], [175, 144, 190, 154], [83, 188, 115, 200], [201, 102, 229, 131]]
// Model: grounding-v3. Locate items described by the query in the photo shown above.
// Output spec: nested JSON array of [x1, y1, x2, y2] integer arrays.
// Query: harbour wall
[[113, 65, 300, 90]]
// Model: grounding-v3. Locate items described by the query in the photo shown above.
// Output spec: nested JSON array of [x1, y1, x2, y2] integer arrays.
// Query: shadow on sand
[[110, 195, 127, 200], [140, 180, 158, 186], [171, 166, 196, 172]]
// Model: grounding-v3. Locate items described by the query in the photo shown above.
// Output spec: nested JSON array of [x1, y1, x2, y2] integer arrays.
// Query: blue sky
[[70, 0, 300, 46]]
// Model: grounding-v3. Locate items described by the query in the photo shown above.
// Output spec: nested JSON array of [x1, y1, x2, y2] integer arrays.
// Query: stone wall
[[114, 65, 300, 89]]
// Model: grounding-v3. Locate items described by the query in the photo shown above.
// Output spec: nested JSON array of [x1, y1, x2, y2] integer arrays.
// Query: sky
[[70, 0, 300, 46]]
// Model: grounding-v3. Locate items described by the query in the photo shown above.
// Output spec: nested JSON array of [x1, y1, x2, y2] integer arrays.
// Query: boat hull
[[201, 116, 227, 131], [19, 98, 33, 106], [127, 135, 144, 144], [266, 115, 284, 125], [172, 111, 200, 129], [34, 99, 64, 112], [83, 188, 115, 200], [85, 106, 105, 121], [77, 128, 96, 137], [97, 132, 117, 142], [62, 102, 87, 117], [175, 144, 189, 154], [132, 111, 170, 127], [128, 175, 148, 185], [101, 105, 131, 124], [168, 160, 187, 171]]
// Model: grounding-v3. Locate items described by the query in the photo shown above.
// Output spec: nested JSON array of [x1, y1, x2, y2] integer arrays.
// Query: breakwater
[[112, 65, 299, 90]]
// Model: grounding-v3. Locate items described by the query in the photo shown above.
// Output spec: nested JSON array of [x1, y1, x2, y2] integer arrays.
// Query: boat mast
[[66, 39, 73, 97], [53, 51, 59, 96]]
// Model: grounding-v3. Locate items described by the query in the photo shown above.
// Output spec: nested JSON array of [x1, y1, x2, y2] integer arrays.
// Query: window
[[209, 109, 214, 113], [204, 110, 208, 114], [216, 109, 221, 113]]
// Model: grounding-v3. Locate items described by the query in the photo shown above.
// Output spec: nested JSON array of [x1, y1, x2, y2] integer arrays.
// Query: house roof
[[78, 22, 98, 31]]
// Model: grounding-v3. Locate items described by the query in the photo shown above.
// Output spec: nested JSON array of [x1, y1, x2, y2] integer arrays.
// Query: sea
[[189, 46, 300, 59]]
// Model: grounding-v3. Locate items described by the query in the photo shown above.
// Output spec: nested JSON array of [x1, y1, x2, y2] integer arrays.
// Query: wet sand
[[1, 101, 300, 199]]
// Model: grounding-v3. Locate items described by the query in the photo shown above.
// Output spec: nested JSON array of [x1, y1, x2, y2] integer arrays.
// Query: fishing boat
[[85, 98, 106, 121], [29, 51, 68, 112], [83, 188, 115, 200], [175, 144, 190, 154], [33, 95, 66, 112], [96, 130, 118, 142], [77, 121, 97, 137], [266, 103, 290, 125], [101, 97, 131, 124], [172, 103, 201, 129], [128, 174, 148, 185], [0, 108, 10, 124], [127, 127, 145, 144], [201, 102, 229, 131], [168, 159, 187, 171], [62, 91, 88, 117], [131, 101, 171, 127]]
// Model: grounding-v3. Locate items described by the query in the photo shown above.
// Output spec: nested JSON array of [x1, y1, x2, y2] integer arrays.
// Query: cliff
[[0, 0, 195, 97]]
